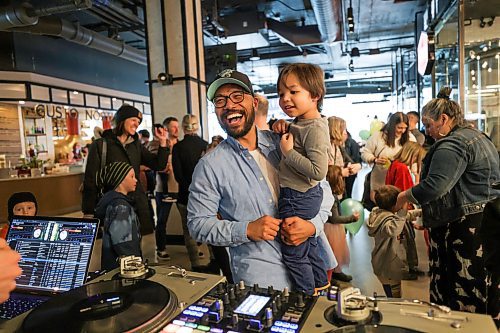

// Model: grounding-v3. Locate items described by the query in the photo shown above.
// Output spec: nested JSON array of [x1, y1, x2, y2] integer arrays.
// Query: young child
[[1, 192, 38, 239], [367, 185, 420, 298], [94, 161, 142, 270], [385, 141, 427, 279], [325, 165, 359, 282], [276, 63, 331, 295]]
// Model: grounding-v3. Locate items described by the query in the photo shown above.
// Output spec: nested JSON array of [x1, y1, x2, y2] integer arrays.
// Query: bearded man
[[187, 70, 335, 289]]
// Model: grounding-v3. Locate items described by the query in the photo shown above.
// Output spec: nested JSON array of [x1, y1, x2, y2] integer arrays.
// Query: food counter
[[0, 171, 84, 222]]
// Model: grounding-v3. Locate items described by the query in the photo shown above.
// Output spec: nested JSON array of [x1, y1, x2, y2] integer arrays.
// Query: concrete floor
[[68, 164, 430, 301]]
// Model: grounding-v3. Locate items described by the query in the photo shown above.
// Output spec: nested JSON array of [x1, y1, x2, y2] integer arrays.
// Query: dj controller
[[0, 256, 497, 333]]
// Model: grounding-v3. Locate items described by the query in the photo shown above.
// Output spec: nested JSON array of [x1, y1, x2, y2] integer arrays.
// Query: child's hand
[[352, 211, 360, 220], [280, 133, 294, 156], [272, 119, 289, 134]]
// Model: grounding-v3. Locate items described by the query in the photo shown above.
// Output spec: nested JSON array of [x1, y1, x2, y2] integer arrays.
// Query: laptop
[[0, 215, 98, 320]]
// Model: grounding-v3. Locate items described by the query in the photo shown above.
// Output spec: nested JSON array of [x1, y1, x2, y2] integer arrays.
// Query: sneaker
[[331, 272, 353, 282], [156, 250, 171, 260], [162, 196, 177, 203]]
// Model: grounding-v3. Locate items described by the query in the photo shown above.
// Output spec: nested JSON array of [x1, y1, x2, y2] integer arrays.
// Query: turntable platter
[[22, 279, 177, 333], [330, 325, 423, 333]]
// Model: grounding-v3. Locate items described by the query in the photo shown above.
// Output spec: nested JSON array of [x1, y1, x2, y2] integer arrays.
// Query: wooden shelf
[[25, 133, 46, 137], [24, 116, 44, 119]]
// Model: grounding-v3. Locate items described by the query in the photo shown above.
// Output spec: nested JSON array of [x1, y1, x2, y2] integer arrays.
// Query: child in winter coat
[[366, 185, 420, 298], [95, 161, 142, 270]]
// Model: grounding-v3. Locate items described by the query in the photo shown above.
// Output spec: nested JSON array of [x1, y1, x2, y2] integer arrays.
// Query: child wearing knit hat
[[94, 161, 143, 270]]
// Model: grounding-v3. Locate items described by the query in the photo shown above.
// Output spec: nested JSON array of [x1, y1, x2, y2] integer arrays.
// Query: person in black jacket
[[82, 104, 169, 235], [480, 181, 500, 327], [172, 114, 208, 268], [344, 131, 362, 198]]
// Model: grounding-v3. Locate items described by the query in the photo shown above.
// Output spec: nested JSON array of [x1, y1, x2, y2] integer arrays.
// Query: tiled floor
[[68, 164, 430, 301]]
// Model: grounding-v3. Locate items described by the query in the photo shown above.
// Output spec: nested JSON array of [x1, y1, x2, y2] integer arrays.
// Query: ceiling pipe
[[0, 4, 38, 29], [7, 16, 147, 66], [310, 0, 343, 60], [31, 0, 92, 17], [0, 1, 91, 30]]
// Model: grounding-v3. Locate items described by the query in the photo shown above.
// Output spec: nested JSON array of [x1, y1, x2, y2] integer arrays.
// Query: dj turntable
[[0, 256, 497, 333]]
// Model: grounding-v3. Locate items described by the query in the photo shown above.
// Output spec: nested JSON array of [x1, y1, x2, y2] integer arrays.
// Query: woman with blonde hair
[[325, 116, 361, 282]]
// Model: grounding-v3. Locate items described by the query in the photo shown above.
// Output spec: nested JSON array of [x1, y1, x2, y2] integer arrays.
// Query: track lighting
[[347, 0, 354, 33], [350, 47, 360, 57]]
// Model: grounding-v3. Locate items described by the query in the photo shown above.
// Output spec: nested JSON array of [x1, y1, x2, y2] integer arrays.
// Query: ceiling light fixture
[[250, 49, 260, 61], [347, 0, 355, 33], [350, 47, 360, 57]]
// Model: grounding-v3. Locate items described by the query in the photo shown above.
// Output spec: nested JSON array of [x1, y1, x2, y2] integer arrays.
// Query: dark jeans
[[278, 184, 322, 221], [278, 184, 327, 295], [154, 192, 173, 251]]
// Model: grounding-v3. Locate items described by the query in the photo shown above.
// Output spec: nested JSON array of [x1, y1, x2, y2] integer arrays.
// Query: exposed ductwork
[[310, 0, 343, 60], [0, 1, 91, 30], [266, 19, 322, 47], [7, 16, 147, 66]]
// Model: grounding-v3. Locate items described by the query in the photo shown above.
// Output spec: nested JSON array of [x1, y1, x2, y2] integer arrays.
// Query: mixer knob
[[272, 300, 278, 314], [275, 294, 282, 309], [295, 292, 305, 308], [265, 307, 273, 327], [211, 299, 224, 317], [223, 292, 230, 305], [229, 287, 236, 300], [253, 283, 259, 292], [267, 285, 274, 294], [282, 287, 289, 298], [238, 280, 245, 290]]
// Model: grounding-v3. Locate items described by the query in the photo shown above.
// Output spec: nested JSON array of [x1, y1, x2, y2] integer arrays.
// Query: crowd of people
[[0, 64, 498, 327]]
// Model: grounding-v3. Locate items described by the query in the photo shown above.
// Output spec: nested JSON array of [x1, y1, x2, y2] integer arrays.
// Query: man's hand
[[155, 127, 168, 147], [0, 239, 22, 303], [280, 133, 294, 157], [247, 215, 281, 241], [272, 119, 289, 134], [281, 217, 316, 246]]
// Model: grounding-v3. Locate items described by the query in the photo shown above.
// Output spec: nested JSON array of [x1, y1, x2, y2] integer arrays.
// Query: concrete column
[[144, 0, 207, 138]]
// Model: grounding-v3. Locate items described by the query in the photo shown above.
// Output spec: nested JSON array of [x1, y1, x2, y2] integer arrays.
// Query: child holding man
[[276, 63, 331, 295], [95, 161, 142, 270]]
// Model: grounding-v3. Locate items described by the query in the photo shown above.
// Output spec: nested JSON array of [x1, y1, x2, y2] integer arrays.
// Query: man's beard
[[219, 107, 255, 139]]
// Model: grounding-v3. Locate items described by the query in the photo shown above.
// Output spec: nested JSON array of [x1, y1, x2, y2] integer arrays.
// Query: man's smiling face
[[213, 84, 257, 139]]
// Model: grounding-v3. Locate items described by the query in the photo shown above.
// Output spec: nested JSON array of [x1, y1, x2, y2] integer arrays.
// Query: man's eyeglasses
[[212, 91, 250, 108]]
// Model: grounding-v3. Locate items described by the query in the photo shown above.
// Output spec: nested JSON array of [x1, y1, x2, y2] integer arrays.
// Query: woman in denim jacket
[[397, 86, 500, 315]]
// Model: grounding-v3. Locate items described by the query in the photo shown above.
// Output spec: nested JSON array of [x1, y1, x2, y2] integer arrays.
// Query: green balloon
[[359, 130, 370, 140], [339, 199, 365, 235]]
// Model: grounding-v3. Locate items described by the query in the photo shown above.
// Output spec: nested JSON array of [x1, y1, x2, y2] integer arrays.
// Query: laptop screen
[[6, 216, 98, 294]]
